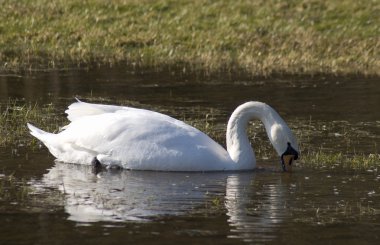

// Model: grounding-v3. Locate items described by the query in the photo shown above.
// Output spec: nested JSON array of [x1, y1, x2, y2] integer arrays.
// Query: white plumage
[[28, 100, 298, 171]]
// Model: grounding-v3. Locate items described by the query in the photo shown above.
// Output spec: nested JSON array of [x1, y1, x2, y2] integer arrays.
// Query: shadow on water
[[1, 65, 380, 244]]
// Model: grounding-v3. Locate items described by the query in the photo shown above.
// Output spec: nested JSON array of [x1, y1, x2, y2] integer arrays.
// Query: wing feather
[[65, 99, 131, 122]]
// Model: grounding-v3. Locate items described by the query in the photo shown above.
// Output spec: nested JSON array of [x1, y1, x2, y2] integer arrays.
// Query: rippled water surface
[[0, 66, 379, 244]]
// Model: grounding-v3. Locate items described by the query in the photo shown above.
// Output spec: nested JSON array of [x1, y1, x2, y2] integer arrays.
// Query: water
[[0, 66, 379, 244]]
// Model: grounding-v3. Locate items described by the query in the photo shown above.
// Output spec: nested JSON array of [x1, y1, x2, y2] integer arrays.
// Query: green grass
[[0, 99, 65, 147], [0, 0, 379, 75], [301, 151, 380, 170]]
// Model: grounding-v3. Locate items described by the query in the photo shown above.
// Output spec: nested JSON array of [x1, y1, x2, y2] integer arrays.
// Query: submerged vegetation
[[0, 99, 378, 170], [0, 0, 379, 75], [0, 174, 30, 204]]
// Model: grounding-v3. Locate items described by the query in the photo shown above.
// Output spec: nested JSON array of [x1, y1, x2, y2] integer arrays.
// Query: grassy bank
[[1, 100, 379, 170], [0, 0, 379, 75]]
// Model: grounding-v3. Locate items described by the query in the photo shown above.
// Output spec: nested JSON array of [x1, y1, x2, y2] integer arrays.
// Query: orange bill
[[282, 155, 295, 172]]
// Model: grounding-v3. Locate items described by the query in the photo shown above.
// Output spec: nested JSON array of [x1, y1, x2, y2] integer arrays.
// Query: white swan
[[27, 100, 299, 171]]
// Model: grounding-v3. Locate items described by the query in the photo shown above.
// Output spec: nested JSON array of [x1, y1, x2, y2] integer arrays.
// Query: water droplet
[[368, 190, 375, 195]]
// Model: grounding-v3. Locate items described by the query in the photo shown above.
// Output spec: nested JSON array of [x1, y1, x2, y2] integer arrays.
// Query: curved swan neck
[[226, 102, 279, 169]]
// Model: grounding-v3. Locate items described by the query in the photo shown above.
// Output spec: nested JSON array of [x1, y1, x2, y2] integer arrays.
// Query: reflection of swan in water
[[40, 163, 228, 222], [38, 163, 289, 243]]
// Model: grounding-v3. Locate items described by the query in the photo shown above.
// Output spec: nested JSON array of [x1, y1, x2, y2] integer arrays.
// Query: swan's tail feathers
[[27, 123, 55, 145]]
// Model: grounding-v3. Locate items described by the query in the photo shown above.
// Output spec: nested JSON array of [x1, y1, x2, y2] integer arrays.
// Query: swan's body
[[27, 100, 299, 171]]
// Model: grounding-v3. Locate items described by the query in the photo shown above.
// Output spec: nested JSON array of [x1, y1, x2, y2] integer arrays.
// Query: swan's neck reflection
[[225, 173, 288, 243]]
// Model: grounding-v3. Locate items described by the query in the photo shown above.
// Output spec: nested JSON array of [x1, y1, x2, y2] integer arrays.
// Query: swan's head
[[281, 142, 299, 172], [268, 123, 299, 172]]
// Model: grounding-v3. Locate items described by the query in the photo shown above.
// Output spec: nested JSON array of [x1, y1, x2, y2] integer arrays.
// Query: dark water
[[0, 66, 379, 244]]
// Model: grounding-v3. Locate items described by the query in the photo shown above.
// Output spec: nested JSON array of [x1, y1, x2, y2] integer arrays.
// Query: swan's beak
[[281, 142, 299, 172], [281, 155, 295, 172]]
